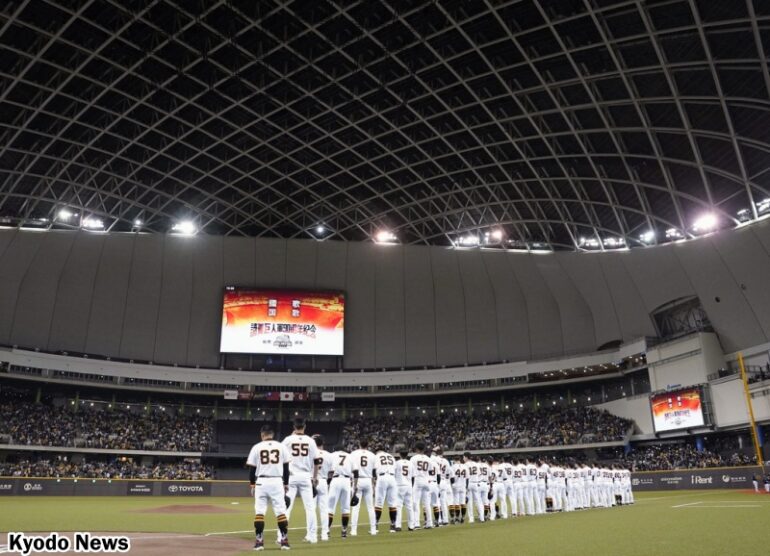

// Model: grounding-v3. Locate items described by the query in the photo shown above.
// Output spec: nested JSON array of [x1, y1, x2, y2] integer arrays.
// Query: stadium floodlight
[[315, 225, 325, 234], [134, 219, 142, 227], [375, 230, 397, 243], [758, 199, 770, 214], [82, 217, 104, 230], [603, 237, 625, 248], [171, 220, 196, 235], [665, 227, 683, 239], [57, 208, 75, 221], [458, 234, 480, 246], [639, 230, 655, 244], [490, 229, 504, 241], [692, 213, 718, 233], [579, 236, 601, 248]]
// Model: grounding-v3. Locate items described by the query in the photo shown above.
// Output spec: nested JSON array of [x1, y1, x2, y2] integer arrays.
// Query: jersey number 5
[[291, 443, 309, 457]]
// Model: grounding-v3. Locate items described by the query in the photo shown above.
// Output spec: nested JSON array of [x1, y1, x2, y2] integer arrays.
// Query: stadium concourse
[[3, 0, 770, 554]]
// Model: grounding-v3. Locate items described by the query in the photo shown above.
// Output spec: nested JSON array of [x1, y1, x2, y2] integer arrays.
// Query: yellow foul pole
[[737, 353, 764, 468]]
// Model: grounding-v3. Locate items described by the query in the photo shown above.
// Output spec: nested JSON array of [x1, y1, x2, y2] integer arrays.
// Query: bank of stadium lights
[[171, 220, 196, 235], [57, 208, 76, 221], [692, 213, 718, 234], [457, 234, 480, 247], [639, 230, 656, 244], [665, 227, 684, 239], [375, 230, 397, 244], [82, 217, 104, 230]]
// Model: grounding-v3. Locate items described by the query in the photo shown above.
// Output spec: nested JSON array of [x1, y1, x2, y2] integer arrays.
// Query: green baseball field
[[1, 490, 768, 555]]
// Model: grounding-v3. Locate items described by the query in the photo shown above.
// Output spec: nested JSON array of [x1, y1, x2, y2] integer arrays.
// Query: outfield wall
[[0, 478, 246, 497], [629, 466, 767, 491], [0, 467, 766, 496]]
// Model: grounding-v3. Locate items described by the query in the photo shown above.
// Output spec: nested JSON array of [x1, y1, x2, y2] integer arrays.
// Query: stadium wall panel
[[673, 238, 766, 351], [48, 233, 105, 353], [119, 234, 164, 361], [509, 253, 563, 358], [84, 234, 135, 357], [431, 248, 468, 366], [481, 250, 530, 362], [557, 252, 621, 349], [187, 235, 224, 368], [374, 245, 406, 368], [458, 249, 499, 364], [2, 221, 770, 368], [10, 232, 75, 350], [153, 236, 195, 365]]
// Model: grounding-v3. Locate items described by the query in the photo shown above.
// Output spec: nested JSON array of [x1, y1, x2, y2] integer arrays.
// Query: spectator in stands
[[0, 457, 213, 479], [341, 406, 632, 452], [0, 401, 212, 452]]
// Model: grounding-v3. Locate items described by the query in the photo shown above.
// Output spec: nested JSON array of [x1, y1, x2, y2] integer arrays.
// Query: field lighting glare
[[692, 213, 718, 233], [639, 230, 655, 244], [172, 220, 196, 235], [82, 217, 104, 230], [375, 230, 396, 243], [57, 209, 74, 221], [458, 235, 480, 246]]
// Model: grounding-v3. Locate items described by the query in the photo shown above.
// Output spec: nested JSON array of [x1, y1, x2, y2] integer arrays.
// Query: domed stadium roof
[[1, 0, 769, 250]]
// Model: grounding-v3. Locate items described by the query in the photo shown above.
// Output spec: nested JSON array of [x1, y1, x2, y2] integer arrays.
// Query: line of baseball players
[[246, 417, 635, 550]]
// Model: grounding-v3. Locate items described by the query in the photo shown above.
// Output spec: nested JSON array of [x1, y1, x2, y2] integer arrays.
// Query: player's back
[[350, 449, 376, 478], [317, 448, 334, 479], [281, 433, 317, 475], [247, 439, 290, 477], [331, 450, 353, 477], [410, 453, 433, 481], [374, 451, 396, 475], [395, 458, 411, 486]]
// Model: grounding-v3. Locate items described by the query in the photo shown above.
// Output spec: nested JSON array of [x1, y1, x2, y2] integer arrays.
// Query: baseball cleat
[[253, 537, 264, 551]]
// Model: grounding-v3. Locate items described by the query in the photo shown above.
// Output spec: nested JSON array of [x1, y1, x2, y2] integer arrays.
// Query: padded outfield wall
[[2, 219, 770, 370]]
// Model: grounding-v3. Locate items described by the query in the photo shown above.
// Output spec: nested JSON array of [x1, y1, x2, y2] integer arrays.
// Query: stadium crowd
[[0, 458, 213, 479], [341, 406, 632, 452], [0, 401, 212, 451], [619, 443, 757, 471]]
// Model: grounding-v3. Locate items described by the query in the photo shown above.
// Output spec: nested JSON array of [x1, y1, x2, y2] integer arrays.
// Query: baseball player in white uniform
[[499, 457, 515, 518], [246, 424, 292, 551], [312, 435, 334, 541], [478, 457, 492, 520], [326, 446, 359, 538], [394, 448, 416, 531], [410, 442, 437, 529], [534, 459, 548, 514], [279, 417, 320, 544], [489, 456, 508, 520], [433, 447, 453, 525], [512, 459, 526, 516], [464, 453, 484, 523], [524, 458, 537, 515], [350, 439, 377, 536], [373, 447, 399, 532], [426, 449, 441, 526], [450, 458, 468, 523]]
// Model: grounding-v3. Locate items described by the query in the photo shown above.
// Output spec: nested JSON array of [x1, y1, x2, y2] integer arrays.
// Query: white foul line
[[671, 501, 702, 508]]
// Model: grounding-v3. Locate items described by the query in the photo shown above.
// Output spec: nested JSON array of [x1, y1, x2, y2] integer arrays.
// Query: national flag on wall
[[280, 392, 294, 401]]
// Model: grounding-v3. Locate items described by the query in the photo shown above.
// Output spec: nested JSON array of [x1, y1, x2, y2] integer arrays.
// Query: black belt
[[258, 475, 281, 478], [332, 474, 350, 478], [378, 472, 394, 476]]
